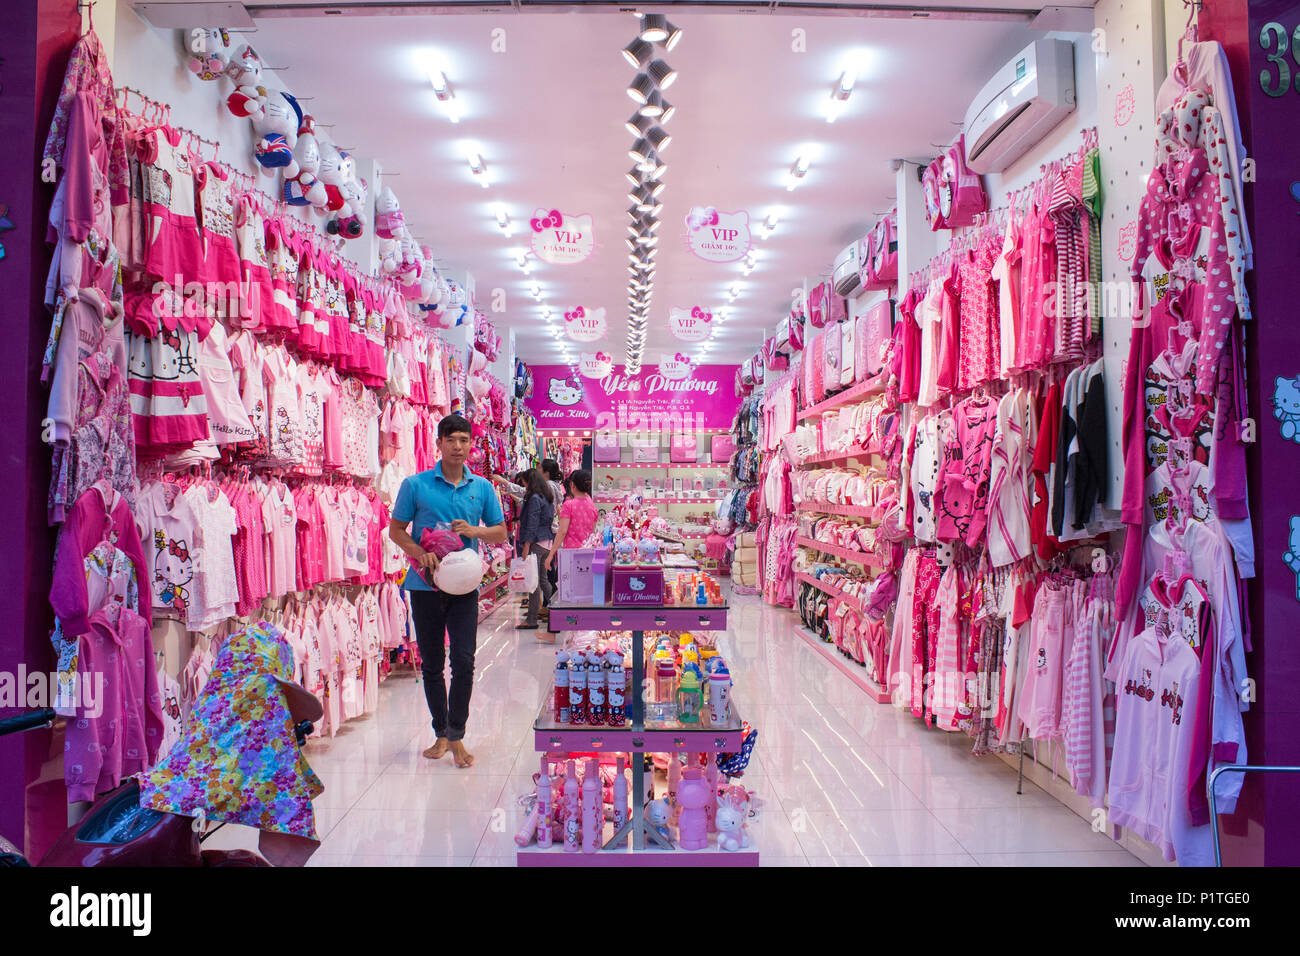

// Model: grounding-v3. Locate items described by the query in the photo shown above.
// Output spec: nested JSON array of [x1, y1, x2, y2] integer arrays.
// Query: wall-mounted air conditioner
[[832, 238, 864, 298], [964, 38, 1076, 175]]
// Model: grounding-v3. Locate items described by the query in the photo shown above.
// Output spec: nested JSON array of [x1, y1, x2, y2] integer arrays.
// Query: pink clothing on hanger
[[51, 484, 153, 636]]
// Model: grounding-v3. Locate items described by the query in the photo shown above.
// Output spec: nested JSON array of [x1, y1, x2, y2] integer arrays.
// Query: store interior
[[1, 0, 1294, 869]]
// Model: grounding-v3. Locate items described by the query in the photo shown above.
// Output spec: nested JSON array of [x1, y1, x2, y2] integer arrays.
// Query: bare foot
[[422, 738, 450, 760], [450, 741, 475, 768]]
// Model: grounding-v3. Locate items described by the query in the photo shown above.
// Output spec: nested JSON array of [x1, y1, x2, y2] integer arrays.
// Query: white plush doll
[[373, 186, 405, 240], [251, 91, 301, 179], [187, 28, 231, 81], [378, 236, 401, 274], [224, 45, 267, 120], [284, 122, 329, 210], [396, 232, 424, 299], [335, 163, 368, 238], [317, 142, 351, 216]]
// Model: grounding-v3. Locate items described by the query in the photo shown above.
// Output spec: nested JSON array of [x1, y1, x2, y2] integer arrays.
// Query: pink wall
[[0, 0, 82, 860]]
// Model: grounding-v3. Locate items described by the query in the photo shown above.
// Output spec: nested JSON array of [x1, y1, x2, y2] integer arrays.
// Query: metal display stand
[[517, 600, 758, 866]]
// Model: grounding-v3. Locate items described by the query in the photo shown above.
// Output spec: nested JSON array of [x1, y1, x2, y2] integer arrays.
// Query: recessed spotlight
[[627, 73, 655, 104], [622, 38, 654, 68], [647, 59, 677, 89]]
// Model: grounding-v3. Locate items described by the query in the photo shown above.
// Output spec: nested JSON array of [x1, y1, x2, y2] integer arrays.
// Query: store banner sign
[[527, 363, 741, 431], [529, 207, 595, 265], [683, 206, 751, 262], [668, 305, 713, 342], [579, 351, 614, 379], [658, 353, 694, 380], [564, 305, 607, 343]]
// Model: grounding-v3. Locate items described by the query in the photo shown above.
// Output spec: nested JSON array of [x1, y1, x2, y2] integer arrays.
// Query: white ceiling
[[240, 7, 1056, 366]]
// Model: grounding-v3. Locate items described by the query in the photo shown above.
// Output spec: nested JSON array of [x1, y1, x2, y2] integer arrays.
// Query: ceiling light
[[640, 92, 673, 119], [663, 19, 684, 51], [626, 113, 654, 138], [629, 138, 654, 163], [627, 73, 655, 104], [625, 167, 644, 188], [622, 38, 653, 68], [494, 205, 511, 234], [624, 237, 637, 252], [786, 154, 810, 191], [639, 13, 669, 42], [514, 252, 528, 270], [647, 59, 677, 89], [529, 281, 541, 298], [644, 217, 661, 233], [646, 160, 667, 179], [646, 127, 670, 152], [429, 69, 451, 98], [762, 211, 780, 235], [466, 149, 489, 187], [638, 235, 659, 247]]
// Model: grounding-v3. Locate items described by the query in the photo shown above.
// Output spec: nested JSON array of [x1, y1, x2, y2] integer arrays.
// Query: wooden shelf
[[795, 535, 885, 567], [797, 376, 887, 421]]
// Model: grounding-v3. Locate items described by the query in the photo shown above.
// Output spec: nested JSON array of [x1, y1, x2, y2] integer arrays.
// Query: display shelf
[[796, 445, 881, 468], [595, 463, 730, 470], [519, 840, 757, 867], [533, 686, 745, 752], [546, 602, 728, 634], [794, 625, 893, 703], [795, 571, 864, 611], [595, 496, 723, 505], [795, 536, 885, 567], [797, 376, 887, 421], [794, 501, 878, 518], [476, 572, 512, 621]]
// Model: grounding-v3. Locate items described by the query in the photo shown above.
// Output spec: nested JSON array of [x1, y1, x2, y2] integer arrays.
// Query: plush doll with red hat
[[224, 45, 267, 120]]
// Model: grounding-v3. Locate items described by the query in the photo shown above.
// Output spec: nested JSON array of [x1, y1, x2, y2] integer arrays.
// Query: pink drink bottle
[[581, 758, 601, 853], [554, 651, 570, 723], [569, 652, 587, 725], [612, 755, 629, 830], [537, 755, 553, 848], [587, 651, 607, 726], [606, 650, 626, 727], [563, 760, 581, 852]]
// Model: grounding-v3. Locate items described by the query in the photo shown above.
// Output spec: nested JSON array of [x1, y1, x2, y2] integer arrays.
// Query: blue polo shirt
[[392, 462, 505, 591]]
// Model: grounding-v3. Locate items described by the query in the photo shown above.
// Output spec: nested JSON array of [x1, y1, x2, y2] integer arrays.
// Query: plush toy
[[316, 142, 352, 216], [396, 231, 424, 298], [644, 798, 674, 845], [283, 122, 329, 210], [251, 91, 301, 179], [714, 785, 752, 852], [373, 186, 405, 239], [187, 28, 231, 81], [334, 162, 368, 238], [224, 45, 267, 119]]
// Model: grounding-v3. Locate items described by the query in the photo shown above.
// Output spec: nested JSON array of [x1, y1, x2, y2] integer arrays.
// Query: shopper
[[540, 458, 565, 510], [388, 414, 507, 768], [516, 468, 556, 632], [545, 469, 598, 579]]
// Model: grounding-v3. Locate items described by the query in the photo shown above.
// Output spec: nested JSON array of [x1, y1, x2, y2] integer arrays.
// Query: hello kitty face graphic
[[628, 577, 646, 591], [548, 376, 582, 407], [154, 536, 193, 612]]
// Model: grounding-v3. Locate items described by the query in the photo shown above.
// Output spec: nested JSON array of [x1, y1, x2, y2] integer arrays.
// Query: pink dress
[[196, 162, 241, 286], [139, 126, 203, 283], [234, 195, 272, 329]]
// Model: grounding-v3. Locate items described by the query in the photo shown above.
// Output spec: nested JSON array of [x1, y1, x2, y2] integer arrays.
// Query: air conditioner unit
[[832, 239, 864, 298], [964, 38, 1076, 175]]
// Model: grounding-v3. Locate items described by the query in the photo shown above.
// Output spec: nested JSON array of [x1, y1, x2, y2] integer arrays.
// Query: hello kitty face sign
[[548, 374, 583, 406], [683, 207, 751, 263], [668, 306, 713, 343], [564, 305, 607, 343], [529, 207, 595, 265], [659, 353, 693, 380], [579, 351, 613, 379]]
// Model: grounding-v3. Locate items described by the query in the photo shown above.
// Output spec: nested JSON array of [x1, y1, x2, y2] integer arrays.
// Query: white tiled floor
[[203, 590, 1144, 867]]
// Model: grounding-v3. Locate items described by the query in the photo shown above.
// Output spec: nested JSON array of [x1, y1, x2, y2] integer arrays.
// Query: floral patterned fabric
[[137, 622, 323, 839], [43, 32, 129, 206]]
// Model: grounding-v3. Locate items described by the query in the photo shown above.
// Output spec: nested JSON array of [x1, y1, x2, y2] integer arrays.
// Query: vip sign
[[668, 306, 713, 343], [564, 305, 607, 343], [683, 207, 751, 263], [579, 351, 614, 379], [659, 352, 694, 380], [529, 208, 596, 265]]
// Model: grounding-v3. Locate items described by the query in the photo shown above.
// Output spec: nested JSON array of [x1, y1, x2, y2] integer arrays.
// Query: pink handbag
[[940, 136, 987, 228], [822, 322, 843, 394], [810, 334, 827, 404], [807, 282, 828, 328], [670, 433, 698, 463], [859, 299, 893, 378], [862, 211, 899, 290], [839, 319, 856, 387], [710, 434, 735, 462], [828, 292, 848, 325], [594, 431, 621, 462]]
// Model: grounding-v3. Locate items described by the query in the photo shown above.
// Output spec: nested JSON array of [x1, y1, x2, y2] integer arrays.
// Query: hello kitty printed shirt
[[135, 481, 199, 619]]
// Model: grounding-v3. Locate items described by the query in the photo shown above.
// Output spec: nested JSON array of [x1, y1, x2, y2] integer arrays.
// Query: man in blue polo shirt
[[389, 414, 507, 768]]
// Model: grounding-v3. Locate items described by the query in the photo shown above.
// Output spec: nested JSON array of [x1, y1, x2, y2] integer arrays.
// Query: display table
[[518, 599, 757, 866]]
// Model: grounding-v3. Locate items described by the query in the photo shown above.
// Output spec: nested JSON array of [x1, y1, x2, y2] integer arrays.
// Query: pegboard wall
[[1094, 0, 1169, 511]]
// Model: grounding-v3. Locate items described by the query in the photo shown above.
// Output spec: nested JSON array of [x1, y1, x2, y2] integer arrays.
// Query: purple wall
[[0, 0, 80, 860]]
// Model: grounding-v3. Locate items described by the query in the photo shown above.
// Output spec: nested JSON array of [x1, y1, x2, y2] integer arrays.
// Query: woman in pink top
[[545, 469, 598, 575]]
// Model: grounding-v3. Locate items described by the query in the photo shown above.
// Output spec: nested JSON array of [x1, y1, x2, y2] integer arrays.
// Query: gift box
[[612, 566, 665, 606], [557, 547, 611, 604]]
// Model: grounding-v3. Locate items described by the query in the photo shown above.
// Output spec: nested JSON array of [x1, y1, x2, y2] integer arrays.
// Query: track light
[[647, 60, 677, 89], [625, 167, 644, 188], [629, 138, 654, 163], [622, 38, 653, 68], [626, 114, 654, 138], [640, 92, 674, 120], [494, 205, 511, 234], [639, 13, 669, 42], [467, 150, 489, 187], [627, 73, 655, 104], [826, 69, 857, 123], [762, 211, 780, 235], [646, 127, 670, 152], [787, 155, 810, 190]]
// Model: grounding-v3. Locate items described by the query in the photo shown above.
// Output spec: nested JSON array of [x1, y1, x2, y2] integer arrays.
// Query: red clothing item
[[1030, 383, 1063, 560]]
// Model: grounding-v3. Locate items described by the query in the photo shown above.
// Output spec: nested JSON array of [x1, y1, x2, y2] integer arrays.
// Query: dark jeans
[[526, 543, 555, 625], [409, 588, 479, 742]]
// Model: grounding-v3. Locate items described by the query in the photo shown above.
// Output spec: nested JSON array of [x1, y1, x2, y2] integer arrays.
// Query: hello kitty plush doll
[[335, 162, 368, 238], [714, 785, 752, 852], [224, 45, 267, 119], [644, 797, 674, 844], [1273, 376, 1300, 442], [187, 28, 231, 81], [378, 236, 401, 275], [396, 232, 424, 298], [252, 91, 301, 179], [284, 122, 329, 210], [373, 187, 405, 239]]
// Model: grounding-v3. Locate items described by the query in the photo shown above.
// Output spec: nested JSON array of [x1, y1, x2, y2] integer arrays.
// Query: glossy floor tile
[[284, 590, 1142, 867]]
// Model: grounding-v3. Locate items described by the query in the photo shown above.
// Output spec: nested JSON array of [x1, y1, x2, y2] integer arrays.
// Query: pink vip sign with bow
[[668, 306, 713, 343], [683, 206, 751, 262], [658, 353, 694, 380], [526, 363, 742, 431], [529, 207, 596, 265], [579, 351, 614, 379], [563, 305, 607, 343]]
